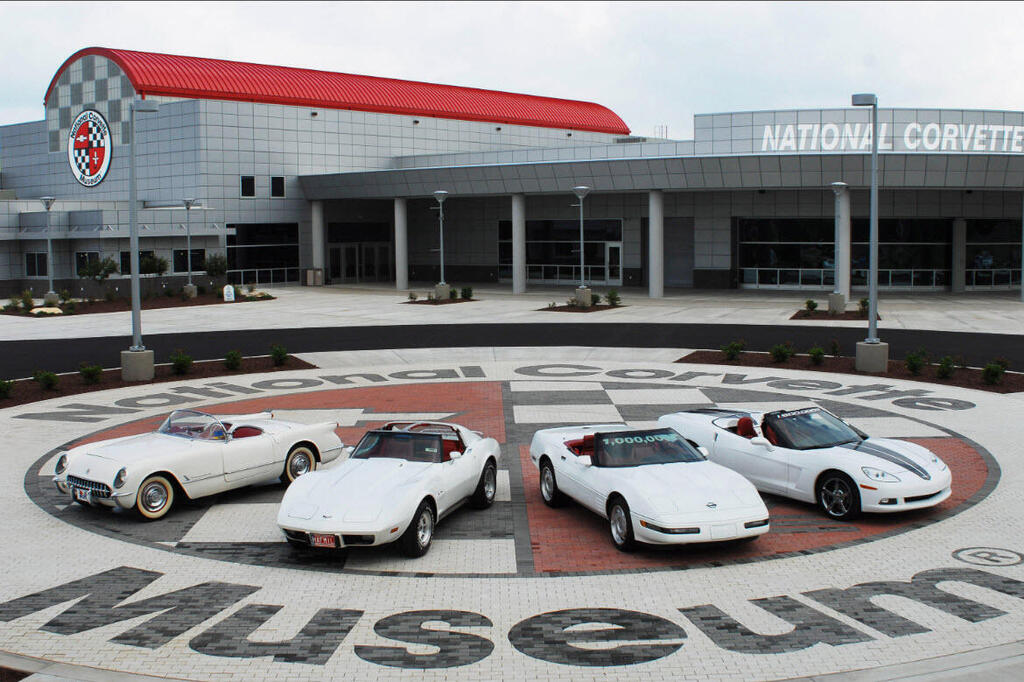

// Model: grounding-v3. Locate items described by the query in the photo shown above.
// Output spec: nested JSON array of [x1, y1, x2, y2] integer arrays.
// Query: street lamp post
[[852, 93, 888, 371], [183, 198, 198, 295], [572, 186, 590, 288], [39, 196, 56, 305], [432, 190, 449, 297], [122, 97, 159, 381]]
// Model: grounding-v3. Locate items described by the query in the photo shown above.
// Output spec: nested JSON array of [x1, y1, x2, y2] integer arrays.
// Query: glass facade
[[738, 217, 952, 289], [965, 219, 1022, 287], [497, 219, 623, 284], [226, 223, 300, 285]]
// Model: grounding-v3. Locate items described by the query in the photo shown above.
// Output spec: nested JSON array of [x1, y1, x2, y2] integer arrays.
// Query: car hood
[[615, 461, 764, 515], [836, 437, 946, 480], [281, 458, 432, 523], [67, 433, 192, 468]]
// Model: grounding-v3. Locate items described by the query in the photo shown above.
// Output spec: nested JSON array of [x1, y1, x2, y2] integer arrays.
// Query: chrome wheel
[[283, 446, 316, 483], [416, 508, 434, 549], [818, 473, 860, 521], [610, 505, 629, 544], [484, 466, 496, 502], [289, 451, 311, 478], [135, 475, 174, 520], [141, 482, 167, 513], [399, 500, 435, 557], [607, 498, 635, 551], [541, 467, 554, 501]]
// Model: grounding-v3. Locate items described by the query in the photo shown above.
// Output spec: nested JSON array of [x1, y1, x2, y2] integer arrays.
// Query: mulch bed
[[404, 298, 476, 305], [0, 356, 317, 409], [678, 350, 1024, 394], [540, 305, 624, 313], [2, 293, 274, 317], [790, 310, 880, 321]]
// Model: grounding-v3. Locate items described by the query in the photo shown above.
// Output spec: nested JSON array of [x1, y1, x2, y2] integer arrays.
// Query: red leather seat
[[231, 426, 262, 439], [736, 417, 757, 439]]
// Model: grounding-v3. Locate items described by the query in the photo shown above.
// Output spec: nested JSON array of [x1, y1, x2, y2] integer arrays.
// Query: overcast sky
[[2, 1, 1023, 139]]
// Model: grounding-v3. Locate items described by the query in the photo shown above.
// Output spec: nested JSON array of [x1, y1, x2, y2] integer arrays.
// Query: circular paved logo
[[953, 547, 1023, 566], [67, 109, 112, 187], [27, 375, 996, 578]]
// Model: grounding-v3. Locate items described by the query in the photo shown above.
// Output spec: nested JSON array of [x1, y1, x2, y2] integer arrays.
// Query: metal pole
[[438, 200, 445, 285], [578, 197, 585, 287], [129, 103, 143, 351], [186, 205, 192, 285], [45, 206, 54, 296], [867, 100, 879, 343]]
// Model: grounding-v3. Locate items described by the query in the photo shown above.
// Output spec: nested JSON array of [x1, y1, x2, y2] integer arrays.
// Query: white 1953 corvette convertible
[[658, 406, 952, 521], [529, 425, 770, 551], [52, 409, 345, 520], [277, 421, 500, 557]]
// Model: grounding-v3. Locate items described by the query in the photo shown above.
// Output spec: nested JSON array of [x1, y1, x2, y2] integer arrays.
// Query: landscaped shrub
[[33, 370, 59, 390], [982, 362, 1005, 385], [59, 289, 72, 304], [0, 379, 13, 399], [79, 363, 103, 384], [64, 300, 76, 314], [805, 299, 818, 312], [461, 287, 473, 300], [830, 338, 841, 358], [140, 255, 169, 276], [204, 253, 228, 278], [408, 291, 418, 301], [606, 289, 622, 306], [770, 343, 795, 363], [20, 290, 34, 310], [224, 350, 242, 370], [858, 298, 869, 316], [170, 349, 193, 375], [904, 348, 928, 376], [721, 340, 745, 361], [450, 287, 458, 300], [937, 355, 956, 379], [808, 346, 825, 365], [270, 344, 288, 367]]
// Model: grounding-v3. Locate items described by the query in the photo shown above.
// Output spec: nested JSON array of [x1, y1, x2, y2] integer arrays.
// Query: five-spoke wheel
[[607, 496, 636, 552], [817, 471, 860, 521]]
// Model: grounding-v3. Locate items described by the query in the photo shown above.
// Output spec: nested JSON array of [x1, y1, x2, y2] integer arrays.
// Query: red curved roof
[[46, 47, 630, 135]]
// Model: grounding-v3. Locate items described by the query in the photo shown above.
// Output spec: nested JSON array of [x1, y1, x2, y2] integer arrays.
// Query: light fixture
[[433, 190, 449, 285], [572, 186, 591, 288]]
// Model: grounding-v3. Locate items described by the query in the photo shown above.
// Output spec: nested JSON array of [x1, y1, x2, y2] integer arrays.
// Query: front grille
[[905, 490, 943, 503], [67, 475, 111, 498]]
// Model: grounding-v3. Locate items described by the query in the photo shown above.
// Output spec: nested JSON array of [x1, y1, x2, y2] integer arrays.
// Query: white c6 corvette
[[658, 406, 953, 521], [277, 422, 500, 557], [52, 409, 345, 520], [529, 425, 770, 551]]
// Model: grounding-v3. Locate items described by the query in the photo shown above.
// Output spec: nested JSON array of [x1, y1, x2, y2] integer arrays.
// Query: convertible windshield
[[351, 431, 442, 464], [763, 407, 862, 450], [595, 428, 705, 467], [158, 410, 228, 440]]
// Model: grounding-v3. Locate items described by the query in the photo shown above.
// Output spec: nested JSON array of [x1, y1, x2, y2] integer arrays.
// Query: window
[[120, 250, 155, 275], [240, 175, 255, 197], [75, 251, 99, 276], [173, 249, 206, 273], [271, 176, 285, 198], [25, 252, 47, 277]]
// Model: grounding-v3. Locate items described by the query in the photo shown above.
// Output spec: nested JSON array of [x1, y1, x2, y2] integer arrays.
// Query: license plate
[[310, 533, 337, 548], [73, 487, 90, 503]]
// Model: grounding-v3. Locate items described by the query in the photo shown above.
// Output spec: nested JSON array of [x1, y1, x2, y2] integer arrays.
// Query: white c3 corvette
[[658, 406, 953, 521], [529, 425, 770, 551], [52, 409, 345, 520], [277, 421, 500, 557]]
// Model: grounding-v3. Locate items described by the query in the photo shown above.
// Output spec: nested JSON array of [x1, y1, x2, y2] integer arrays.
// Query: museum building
[[1, 46, 1022, 298]]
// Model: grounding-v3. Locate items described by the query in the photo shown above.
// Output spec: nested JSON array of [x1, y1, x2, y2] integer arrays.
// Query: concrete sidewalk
[[2, 284, 1024, 341]]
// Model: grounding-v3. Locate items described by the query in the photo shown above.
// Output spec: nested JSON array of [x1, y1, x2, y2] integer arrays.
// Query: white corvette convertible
[[53, 409, 345, 520], [277, 421, 500, 557], [658, 406, 953, 521], [529, 425, 770, 551]]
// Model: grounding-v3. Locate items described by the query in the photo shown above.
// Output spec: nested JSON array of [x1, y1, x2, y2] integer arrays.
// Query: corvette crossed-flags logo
[[67, 109, 111, 187]]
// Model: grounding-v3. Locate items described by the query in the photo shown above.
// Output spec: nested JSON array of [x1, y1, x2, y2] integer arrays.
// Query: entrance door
[[342, 245, 358, 281], [605, 243, 622, 286], [329, 247, 342, 281]]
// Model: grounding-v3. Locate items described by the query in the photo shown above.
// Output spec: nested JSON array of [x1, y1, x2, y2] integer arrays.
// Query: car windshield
[[594, 428, 705, 467], [763, 407, 862, 450], [158, 410, 228, 440], [351, 431, 442, 464]]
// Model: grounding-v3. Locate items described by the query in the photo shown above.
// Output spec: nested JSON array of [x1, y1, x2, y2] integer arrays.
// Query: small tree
[[204, 253, 228, 278], [79, 257, 119, 285], [140, 255, 169, 276]]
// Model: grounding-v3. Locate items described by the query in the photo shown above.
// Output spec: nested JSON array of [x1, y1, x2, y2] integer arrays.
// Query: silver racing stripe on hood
[[839, 440, 930, 480]]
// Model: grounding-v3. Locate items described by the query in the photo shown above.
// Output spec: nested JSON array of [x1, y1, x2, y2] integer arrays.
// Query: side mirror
[[449, 451, 463, 460], [750, 436, 774, 451], [697, 446, 709, 458], [577, 455, 593, 467]]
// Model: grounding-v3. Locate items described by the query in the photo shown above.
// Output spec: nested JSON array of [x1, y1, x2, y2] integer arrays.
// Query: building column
[[648, 190, 664, 298], [831, 183, 851, 302], [952, 217, 966, 293], [310, 200, 325, 273], [394, 198, 408, 290], [511, 193, 526, 294]]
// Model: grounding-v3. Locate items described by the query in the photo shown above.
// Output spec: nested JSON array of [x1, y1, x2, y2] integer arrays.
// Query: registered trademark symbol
[[952, 547, 1023, 566]]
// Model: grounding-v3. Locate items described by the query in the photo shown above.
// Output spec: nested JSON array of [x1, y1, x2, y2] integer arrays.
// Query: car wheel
[[399, 500, 434, 557], [135, 474, 175, 520], [469, 460, 498, 509], [539, 459, 564, 507], [817, 471, 861, 521], [608, 496, 636, 552], [282, 445, 317, 483]]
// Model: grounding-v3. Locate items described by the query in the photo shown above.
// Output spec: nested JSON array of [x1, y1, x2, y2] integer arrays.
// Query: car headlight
[[862, 466, 900, 483], [55, 454, 68, 475], [114, 468, 127, 489], [932, 456, 948, 471]]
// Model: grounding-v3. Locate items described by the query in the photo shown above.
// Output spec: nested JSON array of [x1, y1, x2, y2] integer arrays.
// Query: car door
[[571, 460, 609, 514], [222, 430, 278, 482], [712, 432, 790, 493], [446, 436, 478, 501], [553, 448, 589, 503]]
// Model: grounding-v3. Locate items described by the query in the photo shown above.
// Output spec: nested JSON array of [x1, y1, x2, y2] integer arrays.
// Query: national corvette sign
[[67, 109, 111, 187]]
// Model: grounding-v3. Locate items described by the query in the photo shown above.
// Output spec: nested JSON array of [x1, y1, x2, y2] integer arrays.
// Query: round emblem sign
[[67, 109, 112, 187]]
